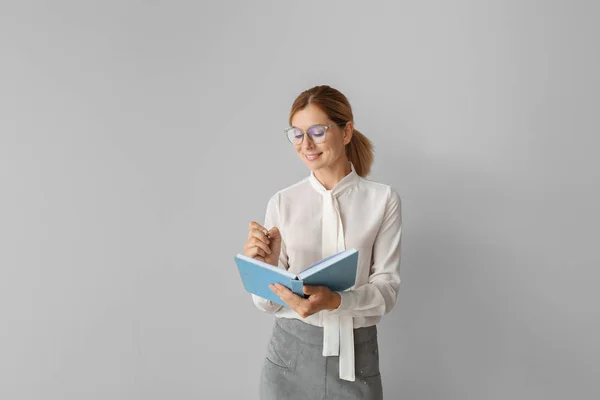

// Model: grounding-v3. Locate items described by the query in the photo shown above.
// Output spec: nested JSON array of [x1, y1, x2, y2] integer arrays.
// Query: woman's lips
[[305, 153, 322, 161]]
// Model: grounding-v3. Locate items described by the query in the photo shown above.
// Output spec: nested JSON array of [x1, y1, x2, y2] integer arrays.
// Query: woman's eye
[[308, 127, 325, 136]]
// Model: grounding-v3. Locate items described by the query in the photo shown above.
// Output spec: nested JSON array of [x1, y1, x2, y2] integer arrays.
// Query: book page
[[299, 252, 340, 274]]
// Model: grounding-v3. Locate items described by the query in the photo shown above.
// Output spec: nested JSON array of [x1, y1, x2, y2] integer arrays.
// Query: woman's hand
[[243, 221, 282, 267], [269, 284, 342, 318]]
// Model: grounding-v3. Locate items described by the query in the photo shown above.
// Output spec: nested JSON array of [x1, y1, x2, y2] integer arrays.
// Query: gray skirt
[[259, 316, 383, 400]]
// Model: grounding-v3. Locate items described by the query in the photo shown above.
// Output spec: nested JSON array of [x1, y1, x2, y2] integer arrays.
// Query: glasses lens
[[286, 128, 304, 144], [307, 126, 326, 143]]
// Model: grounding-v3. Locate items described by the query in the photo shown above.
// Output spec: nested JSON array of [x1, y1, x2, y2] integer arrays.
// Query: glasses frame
[[284, 122, 347, 145]]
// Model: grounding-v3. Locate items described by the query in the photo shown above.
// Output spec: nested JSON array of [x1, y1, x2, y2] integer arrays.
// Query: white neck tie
[[309, 162, 358, 382]]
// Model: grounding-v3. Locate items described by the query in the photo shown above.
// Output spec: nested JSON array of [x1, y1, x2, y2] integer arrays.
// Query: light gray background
[[1, 1, 598, 399]]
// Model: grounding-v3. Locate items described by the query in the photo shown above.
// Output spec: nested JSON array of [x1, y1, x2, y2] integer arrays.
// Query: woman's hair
[[288, 85, 374, 177]]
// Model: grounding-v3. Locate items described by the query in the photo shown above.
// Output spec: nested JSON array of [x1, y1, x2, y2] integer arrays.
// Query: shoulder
[[266, 176, 312, 206], [356, 176, 402, 206]]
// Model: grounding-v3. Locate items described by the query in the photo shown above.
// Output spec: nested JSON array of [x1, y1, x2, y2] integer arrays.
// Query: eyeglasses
[[284, 122, 347, 145]]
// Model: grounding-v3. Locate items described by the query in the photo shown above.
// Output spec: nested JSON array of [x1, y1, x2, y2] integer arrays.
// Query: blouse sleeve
[[330, 187, 402, 317], [251, 193, 288, 314]]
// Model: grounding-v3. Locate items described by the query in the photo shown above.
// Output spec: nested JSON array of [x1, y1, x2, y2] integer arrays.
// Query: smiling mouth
[[305, 153, 323, 161]]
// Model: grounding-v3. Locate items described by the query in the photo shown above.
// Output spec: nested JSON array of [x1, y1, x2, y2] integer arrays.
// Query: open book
[[234, 248, 358, 308]]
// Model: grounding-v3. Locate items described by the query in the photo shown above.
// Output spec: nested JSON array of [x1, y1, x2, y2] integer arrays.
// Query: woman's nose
[[302, 134, 315, 149]]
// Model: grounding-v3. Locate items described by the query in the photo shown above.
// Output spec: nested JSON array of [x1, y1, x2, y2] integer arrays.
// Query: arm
[[330, 187, 402, 317], [251, 193, 288, 314]]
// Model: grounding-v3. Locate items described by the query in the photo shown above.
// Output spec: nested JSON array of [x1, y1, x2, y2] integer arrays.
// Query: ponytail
[[346, 128, 374, 177]]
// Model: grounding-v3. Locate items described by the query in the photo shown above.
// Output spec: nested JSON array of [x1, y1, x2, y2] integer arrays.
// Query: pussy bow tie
[[308, 162, 359, 382]]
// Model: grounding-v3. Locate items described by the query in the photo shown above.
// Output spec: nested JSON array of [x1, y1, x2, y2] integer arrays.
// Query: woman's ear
[[343, 121, 354, 145]]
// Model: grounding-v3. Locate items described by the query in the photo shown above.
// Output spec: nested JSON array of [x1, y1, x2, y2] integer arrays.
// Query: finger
[[270, 283, 293, 301], [255, 256, 265, 262], [248, 223, 273, 245], [266, 227, 280, 241], [270, 283, 288, 295], [249, 229, 270, 246], [251, 238, 271, 255], [249, 221, 269, 237], [243, 243, 257, 257], [247, 224, 260, 240], [255, 247, 267, 258], [246, 246, 267, 258], [303, 285, 327, 295], [244, 238, 268, 255], [303, 285, 315, 295], [269, 288, 294, 309], [271, 283, 305, 309]]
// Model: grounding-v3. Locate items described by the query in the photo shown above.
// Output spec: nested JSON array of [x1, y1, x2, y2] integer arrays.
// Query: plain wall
[[1, 1, 598, 399]]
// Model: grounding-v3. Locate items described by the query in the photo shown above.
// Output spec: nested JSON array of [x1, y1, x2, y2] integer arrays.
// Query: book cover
[[234, 248, 359, 308]]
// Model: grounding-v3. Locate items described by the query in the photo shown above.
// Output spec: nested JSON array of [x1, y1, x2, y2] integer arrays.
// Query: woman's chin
[[305, 160, 324, 170]]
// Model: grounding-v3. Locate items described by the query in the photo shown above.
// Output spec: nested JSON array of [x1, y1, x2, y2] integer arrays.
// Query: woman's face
[[290, 104, 352, 172]]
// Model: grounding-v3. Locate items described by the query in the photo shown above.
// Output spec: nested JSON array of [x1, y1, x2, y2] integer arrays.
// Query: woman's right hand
[[244, 221, 281, 267]]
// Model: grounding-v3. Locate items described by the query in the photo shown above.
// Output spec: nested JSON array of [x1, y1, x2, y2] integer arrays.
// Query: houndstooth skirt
[[259, 316, 383, 400]]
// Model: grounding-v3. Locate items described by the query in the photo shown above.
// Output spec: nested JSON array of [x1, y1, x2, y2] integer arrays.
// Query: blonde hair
[[288, 85, 374, 177]]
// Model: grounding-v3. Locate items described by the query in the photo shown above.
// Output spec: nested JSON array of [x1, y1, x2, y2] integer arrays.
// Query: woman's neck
[[313, 158, 352, 190]]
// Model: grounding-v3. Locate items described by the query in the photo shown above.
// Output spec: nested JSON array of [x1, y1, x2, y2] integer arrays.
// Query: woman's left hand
[[269, 283, 341, 318]]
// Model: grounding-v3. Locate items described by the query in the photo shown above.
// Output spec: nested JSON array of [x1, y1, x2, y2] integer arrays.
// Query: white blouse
[[251, 161, 402, 381]]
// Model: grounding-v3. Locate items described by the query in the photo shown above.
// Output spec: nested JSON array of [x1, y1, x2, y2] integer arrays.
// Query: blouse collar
[[308, 161, 360, 198]]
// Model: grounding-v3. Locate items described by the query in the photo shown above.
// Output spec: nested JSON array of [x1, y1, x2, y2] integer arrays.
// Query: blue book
[[234, 248, 358, 308]]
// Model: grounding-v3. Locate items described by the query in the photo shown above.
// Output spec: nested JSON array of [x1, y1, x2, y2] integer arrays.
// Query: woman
[[243, 85, 402, 400]]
